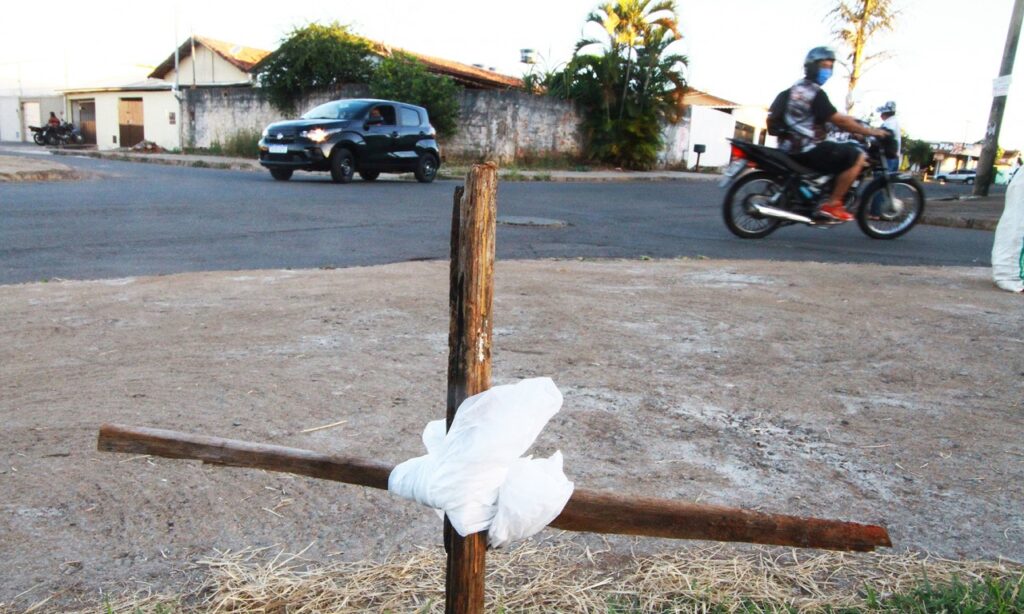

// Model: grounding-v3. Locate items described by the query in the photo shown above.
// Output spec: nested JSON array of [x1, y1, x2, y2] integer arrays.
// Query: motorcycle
[[28, 125, 50, 146], [28, 121, 84, 147], [719, 132, 925, 240]]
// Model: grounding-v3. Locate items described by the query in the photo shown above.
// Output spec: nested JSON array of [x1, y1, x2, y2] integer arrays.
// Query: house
[[660, 87, 769, 169], [0, 90, 66, 143], [58, 34, 528, 152], [61, 36, 271, 150]]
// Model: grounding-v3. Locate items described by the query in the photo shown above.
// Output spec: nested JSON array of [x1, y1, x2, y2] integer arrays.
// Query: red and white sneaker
[[817, 200, 854, 222]]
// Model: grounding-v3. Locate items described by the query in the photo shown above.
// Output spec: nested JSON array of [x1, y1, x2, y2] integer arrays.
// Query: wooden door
[[118, 98, 144, 147], [75, 100, 96, 145]]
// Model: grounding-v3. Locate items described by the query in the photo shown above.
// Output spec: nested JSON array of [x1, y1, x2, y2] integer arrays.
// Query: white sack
[[993, 169, 1024, 292], [388, 377, 574, 547], [489, 451, 574, 548]]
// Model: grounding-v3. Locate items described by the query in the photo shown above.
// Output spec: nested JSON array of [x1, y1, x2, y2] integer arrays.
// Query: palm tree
[[829, 0, 900, 113], [577, 0, 681, 119]]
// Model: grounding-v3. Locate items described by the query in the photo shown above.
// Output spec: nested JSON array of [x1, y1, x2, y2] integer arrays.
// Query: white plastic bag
[[993, 170, 1024, 292], [388, 377, 574, 547]]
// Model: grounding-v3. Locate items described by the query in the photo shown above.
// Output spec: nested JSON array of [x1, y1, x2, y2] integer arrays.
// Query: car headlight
[[261, 127, 269, 138], [301, 127, 329, 143]]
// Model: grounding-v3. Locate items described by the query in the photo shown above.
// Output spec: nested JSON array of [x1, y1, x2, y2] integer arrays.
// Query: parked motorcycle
[[719, 133, 925, 240], [28, 125, 49, 146], [28, 121, 84, 147]]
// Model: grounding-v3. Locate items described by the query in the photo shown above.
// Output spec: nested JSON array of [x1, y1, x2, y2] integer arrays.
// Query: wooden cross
[[97, 163, 890, 613]]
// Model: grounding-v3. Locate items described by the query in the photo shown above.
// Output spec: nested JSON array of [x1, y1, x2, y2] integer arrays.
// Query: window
[[400, 108, 421, 127]]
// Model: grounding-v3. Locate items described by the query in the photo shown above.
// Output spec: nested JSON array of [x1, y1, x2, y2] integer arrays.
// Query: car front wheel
[[414, 153, 439, 183], [965, 177, 974, 185], [359, 170, 380, 182], [330, 149, 355, 184], [270, 168, 293, 181]]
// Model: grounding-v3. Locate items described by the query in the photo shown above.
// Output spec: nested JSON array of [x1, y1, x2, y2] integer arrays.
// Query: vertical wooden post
[[445, 163, 498, 614]]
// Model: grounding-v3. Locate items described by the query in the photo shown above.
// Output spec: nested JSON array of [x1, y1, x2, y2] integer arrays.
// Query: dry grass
[[50, 538, 1023, 613]]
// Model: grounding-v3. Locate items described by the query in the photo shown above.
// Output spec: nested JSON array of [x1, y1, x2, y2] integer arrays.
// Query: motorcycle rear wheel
[[722, 171, 783, 239], [856, 178, 925, 240], [33, 132, 46, 146]]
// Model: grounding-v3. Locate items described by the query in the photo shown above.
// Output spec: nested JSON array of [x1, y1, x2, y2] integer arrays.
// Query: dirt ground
[[1, 258, 1022, 609]]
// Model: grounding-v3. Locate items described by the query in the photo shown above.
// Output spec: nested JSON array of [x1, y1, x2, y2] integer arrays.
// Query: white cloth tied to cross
[[387, 377, 574, 548]]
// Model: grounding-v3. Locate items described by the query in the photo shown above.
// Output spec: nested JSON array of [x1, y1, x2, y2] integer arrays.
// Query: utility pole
[[974, 0, 1024, 196]]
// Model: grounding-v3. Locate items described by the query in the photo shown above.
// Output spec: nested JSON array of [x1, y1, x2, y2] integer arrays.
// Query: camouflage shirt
[[779, 79, 838, 154]]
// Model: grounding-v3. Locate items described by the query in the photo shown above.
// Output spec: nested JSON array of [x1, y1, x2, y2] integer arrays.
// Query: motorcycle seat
[[746, 143, 819, 177]]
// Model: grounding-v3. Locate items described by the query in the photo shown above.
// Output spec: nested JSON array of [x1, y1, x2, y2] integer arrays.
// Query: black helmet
[[804, 46, 836, 80]]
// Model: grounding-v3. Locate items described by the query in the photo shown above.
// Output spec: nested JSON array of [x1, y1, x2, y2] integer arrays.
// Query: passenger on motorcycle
[[877, 101, 900, 173], [776, 46, 888, 222]]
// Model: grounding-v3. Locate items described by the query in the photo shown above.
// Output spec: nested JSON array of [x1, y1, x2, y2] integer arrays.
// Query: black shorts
[[792, 142, 861, 174]]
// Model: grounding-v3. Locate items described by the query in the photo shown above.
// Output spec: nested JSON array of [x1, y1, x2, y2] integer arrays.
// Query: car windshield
[[301, 101, 367, 120]]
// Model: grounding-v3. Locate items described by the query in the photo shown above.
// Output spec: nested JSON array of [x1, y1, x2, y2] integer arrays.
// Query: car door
[[362, 104, 399, 169], [395, 106, 426, 167]]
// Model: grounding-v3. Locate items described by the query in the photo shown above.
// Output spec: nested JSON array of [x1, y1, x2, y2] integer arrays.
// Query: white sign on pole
[[993, 75, 1013, 97]]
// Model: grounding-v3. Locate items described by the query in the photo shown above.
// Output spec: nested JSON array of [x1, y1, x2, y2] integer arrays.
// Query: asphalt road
[[0, 153, 994, 284]]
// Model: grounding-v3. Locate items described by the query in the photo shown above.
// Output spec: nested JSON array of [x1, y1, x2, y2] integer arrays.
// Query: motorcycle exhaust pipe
[[752, 204, 815, 224]]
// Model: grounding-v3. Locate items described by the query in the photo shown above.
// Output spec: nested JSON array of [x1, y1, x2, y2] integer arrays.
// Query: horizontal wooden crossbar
[[97, 423, 891, 552]]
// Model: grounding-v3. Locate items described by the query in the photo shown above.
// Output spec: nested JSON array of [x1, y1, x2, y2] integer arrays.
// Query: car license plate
[[269, 145, 288, 154], [718, 159, 746, 187]]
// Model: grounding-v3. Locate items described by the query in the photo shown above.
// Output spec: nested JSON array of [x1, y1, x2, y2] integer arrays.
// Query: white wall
[[0, 96, 20, 141], [69, 91, 180, 150], [174, 48, 250, 86], [687, 106, 736, 168]]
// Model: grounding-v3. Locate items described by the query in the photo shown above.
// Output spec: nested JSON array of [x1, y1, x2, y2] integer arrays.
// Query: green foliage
[[214, 128, 262, 158], [904, 137, 934, 168], [829, 0, 900, 113], [256, 22, 375, 114], [865, 574, 1024, 612], [551, 0, 687, 169], [369, 53, 461, 138]]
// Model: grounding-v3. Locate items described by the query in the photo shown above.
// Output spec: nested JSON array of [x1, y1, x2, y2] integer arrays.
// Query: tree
[[255, 22, 375, 114], [903, 137, 933, 170], [554, 0, 687, 169], [369, 53, 461, 138], [829, 0, 899, 113]]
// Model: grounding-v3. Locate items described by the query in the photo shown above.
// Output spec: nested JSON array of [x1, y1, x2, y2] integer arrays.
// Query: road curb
[[920, 215, 998, 232], [0, 169, 85, 183], [50, 149, 263, 172]]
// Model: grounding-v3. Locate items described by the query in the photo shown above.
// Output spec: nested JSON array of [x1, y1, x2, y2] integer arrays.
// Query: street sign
[[993, 74, 1013, 97]]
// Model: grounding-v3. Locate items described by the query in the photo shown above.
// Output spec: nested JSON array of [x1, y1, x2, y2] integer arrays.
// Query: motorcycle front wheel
[[722, 171, 783, 239], [856, 177, 925, 240]]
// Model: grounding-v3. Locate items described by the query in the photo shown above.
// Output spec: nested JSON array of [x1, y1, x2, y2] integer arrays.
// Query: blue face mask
[[815, 67, 833, 85]]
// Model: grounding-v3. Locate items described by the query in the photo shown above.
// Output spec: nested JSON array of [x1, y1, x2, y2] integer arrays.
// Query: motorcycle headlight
[[301, 127, 329, 143]]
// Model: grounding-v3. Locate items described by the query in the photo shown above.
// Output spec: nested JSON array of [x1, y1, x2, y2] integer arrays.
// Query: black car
[[258, 98, 441, 183]]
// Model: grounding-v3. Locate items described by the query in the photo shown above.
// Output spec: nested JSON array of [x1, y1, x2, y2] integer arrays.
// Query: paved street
[[0, 152, 996, 284]]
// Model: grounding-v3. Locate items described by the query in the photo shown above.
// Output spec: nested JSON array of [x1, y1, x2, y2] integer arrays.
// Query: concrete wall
[[181, 84, 369, 148], [683, 106, 737, 168], [0, 97, 19, 141], [0, 95, 63, 142], [180, 86, 583, 162], [444, 89, 583, 162]]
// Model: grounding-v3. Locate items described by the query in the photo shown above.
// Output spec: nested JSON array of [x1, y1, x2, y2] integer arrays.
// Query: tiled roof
[[369, 41, 524, 90], [682, 86, 741, 109], [148, 36, 271, 80]]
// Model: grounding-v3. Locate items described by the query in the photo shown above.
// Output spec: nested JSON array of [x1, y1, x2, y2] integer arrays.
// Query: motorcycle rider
[[877, 101, 900, 172], [777, 46, 889, 222]]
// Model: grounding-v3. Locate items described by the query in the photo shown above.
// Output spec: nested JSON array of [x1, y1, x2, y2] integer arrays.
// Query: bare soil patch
[[1, 259, 1021, 610]]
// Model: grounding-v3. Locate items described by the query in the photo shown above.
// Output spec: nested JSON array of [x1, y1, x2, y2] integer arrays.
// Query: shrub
[[256, 22, 375, 114], [370, 53, 461, 138]]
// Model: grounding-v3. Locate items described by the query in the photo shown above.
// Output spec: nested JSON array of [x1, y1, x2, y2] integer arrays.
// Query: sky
[[2, 0, 1022, 149]]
